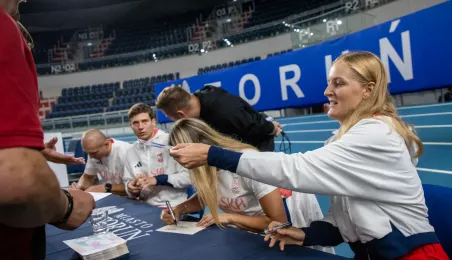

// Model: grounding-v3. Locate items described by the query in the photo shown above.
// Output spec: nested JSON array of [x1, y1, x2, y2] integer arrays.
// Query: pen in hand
[[262, 222, 292, 235], [166, 201, 178, 226]]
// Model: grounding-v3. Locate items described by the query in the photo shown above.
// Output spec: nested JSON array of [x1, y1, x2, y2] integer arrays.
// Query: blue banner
[[156, 2, 452, 123]]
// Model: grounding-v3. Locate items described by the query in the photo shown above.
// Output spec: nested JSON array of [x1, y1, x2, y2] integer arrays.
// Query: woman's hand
[[264, 221, 305, 251], [160, 208, 181, 225], [169, 143, 211, 169], [196, 213, 232, 228]]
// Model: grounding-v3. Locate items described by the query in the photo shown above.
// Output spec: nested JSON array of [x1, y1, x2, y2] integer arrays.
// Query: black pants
[[32, 226, 46, 260]]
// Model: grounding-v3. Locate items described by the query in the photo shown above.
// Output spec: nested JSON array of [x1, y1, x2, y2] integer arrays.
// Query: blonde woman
[[169, 52, 448, 260], [160, 118, 287, 233]]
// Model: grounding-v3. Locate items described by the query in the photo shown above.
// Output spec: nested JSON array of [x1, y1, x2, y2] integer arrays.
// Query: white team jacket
[[123, 129, 191, 207], [213, 117, 438, 259]]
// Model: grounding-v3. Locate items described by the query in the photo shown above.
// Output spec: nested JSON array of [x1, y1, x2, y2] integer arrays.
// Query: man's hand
[[53, 189, 95, 231], [85, 185, 106, 193], [70, 182, 82, 190], [137, 176, 157, 188], [196, 213, 232, 228], [264, 221, 305, 251], [127, 179, 141, 197], [169, 143, 210, 169], [42, 137, 86, 165], [271, 121, 283, 137]]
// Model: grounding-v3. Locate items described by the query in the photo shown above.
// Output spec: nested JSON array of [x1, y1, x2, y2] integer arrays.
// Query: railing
[[42, 110, 134, 133]]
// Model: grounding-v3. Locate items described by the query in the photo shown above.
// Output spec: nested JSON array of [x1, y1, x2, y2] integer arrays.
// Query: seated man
[[124, 103, 191, 207], [72, 129, 131, 196]]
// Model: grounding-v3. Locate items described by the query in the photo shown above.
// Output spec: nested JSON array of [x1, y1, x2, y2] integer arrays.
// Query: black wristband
[[51, 189, 74, 225]]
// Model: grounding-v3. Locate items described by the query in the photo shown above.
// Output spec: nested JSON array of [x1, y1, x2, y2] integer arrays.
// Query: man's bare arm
[[73, 174, 96, 190], [0, 147, 67, 227]]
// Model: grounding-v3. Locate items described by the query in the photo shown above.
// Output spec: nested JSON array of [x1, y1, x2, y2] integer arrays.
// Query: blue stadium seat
[[423, 184, 452, 257]]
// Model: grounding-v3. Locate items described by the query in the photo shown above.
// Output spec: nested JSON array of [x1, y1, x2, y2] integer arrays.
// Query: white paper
[[156, 221, 205, 235], [89, 192, 112, 202]]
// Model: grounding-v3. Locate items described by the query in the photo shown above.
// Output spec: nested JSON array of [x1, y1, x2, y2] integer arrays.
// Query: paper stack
[[63, 232, 129, 260]]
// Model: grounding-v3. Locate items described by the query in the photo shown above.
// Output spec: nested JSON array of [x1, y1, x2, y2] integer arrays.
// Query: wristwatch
[[105, 183, 112, 193]]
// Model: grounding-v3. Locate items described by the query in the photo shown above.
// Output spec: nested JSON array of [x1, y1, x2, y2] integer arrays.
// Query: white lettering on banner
[[105, 212, 154, 241], [324, 50, 350, 80], [239, 74, 261, 106], [279, 65, 304, 101], [379, 20, 413, 83]]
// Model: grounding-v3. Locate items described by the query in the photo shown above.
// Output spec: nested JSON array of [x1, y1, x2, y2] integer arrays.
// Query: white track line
[[415, 125, 452, 128], [284, 129, 336, 133], [275, 141, 452, 145], [423, 142, 452, 146], [277, 103, 452, 122], [274, 141, 325, 144], [416, 168, 452, 175], [398, 102, 452, 110], [283, 120, 337, 126], [282, 112, 452, 126], [283, 125, 452, 133], [401, 112, 452, 118]]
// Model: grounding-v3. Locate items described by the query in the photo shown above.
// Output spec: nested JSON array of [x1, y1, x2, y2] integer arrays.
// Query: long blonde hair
[[334, 51, 423, 157], [169, 118, 257, 226]]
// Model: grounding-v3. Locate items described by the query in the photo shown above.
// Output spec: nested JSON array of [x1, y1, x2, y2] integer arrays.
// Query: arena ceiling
[[20, 0, 229, 32]]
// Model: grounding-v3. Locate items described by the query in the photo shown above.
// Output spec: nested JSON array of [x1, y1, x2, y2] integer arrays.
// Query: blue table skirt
[[46, 194, 348, 260]]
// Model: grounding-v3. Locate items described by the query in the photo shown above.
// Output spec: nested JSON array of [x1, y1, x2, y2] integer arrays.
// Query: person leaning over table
[[160, 118, 288, 232], [168, 52, 449, 260]]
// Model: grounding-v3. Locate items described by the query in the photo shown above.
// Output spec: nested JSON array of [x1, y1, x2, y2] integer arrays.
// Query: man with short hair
[[72, 129, 131, 196], [0, 1, 94, 259], [124, 103, 191, 207], [156, 85, 281, 152]]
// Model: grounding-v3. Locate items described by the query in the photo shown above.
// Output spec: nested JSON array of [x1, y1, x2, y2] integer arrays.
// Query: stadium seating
[[198, 56, 261, 74], [246, 0, 335, 28], [30, 0, 338, 73], [46, 72, 179, 120], [47, 82, 120, 119], [197, 49, 293, 74]]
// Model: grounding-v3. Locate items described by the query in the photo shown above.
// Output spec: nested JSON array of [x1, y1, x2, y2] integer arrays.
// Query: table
[[46, 194, 348, 260]]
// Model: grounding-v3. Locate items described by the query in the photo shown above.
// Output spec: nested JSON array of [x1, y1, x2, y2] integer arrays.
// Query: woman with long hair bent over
[[161, 118, 288, 232]]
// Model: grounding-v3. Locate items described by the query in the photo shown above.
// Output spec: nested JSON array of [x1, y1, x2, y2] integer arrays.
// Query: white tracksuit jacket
[[207, 117, 439, 260], [124, 129, 191, 207]]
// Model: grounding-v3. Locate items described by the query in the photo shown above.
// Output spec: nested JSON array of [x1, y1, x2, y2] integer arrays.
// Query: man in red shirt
[[0, 1, 95, 259]]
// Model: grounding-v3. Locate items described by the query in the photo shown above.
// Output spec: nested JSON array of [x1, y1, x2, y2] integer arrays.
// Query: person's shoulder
[[345, 117, 404, 147], [0, 10, 18, 36], [0, 10, 21, 47], [153, 129, 170, 143], [352, 117, 393, 134], [240, 148, 259, 154], [196, 85, 228, 95], [113, 139, 132, 151], [0, 9, 13, 24]]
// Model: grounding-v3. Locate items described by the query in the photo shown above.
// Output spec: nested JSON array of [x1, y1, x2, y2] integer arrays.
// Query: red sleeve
[[0, 9, 44, 150]]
